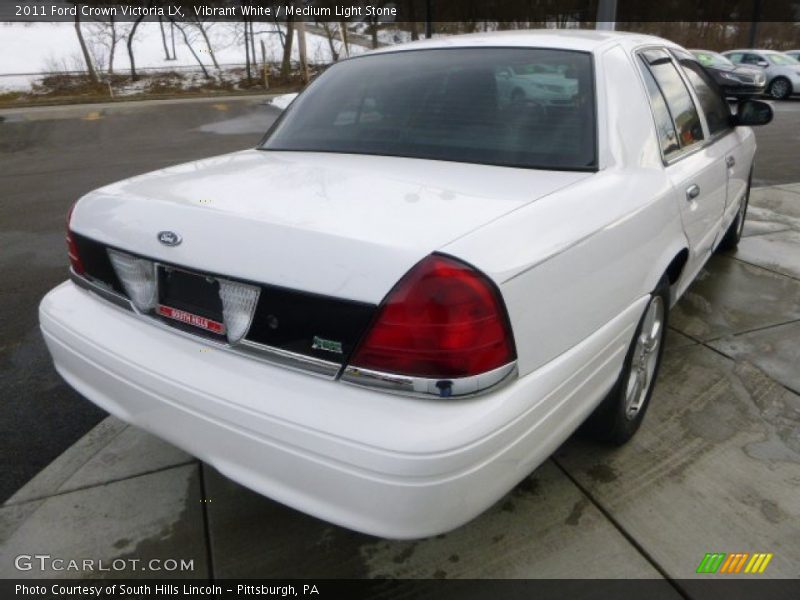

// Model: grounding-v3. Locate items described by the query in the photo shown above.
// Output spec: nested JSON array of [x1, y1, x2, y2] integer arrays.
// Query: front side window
[[261, 48, 597, 171], [640, 49, 704, 150], [672, 50, 732, 137]]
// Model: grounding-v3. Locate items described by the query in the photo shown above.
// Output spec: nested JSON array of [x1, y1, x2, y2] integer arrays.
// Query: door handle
[[726, 156, 736, 168], [686, 184, 701, 201]]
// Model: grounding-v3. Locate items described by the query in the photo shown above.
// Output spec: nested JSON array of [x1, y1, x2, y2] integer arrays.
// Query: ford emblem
[[157, 231, 182, 246]]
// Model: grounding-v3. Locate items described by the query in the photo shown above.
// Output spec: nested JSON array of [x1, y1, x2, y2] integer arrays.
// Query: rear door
[[672, 50, 751, 216], [636, 49, 728, 273]]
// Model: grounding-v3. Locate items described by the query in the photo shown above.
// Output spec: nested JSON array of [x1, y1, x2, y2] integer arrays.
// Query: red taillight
[[348, 254, 516, 379], [66, 202, 85, 275]]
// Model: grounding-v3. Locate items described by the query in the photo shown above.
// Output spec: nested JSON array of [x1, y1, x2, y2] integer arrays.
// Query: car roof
[[368, 29, 680, 56], [724, 49, 783, 54]]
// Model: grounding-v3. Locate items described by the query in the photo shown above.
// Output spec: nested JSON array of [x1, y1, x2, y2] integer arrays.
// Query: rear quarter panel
[[442, 43, 689, 377]]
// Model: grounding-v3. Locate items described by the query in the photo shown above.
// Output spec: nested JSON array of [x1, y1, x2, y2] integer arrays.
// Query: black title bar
[[1, 0, 799, 22]]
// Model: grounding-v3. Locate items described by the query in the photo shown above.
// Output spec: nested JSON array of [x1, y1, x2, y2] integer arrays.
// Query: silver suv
[[723, 49, 800, 99]]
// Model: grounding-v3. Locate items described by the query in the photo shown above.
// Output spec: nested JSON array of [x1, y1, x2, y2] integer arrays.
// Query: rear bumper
[[40, 281, 643, 538]]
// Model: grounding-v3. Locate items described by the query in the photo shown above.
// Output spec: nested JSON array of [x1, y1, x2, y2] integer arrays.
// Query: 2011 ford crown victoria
[[40, 30, 773, 539]]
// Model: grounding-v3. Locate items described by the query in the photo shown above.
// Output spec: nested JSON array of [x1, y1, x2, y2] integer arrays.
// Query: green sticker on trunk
[[312, 336, 343, 354]]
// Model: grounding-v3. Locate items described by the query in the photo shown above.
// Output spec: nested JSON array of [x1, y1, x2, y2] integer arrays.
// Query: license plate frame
[[155, 266, 226, 336]]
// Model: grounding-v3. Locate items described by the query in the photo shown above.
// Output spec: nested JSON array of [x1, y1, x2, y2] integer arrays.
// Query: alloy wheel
[[624, 296, 665, 420]]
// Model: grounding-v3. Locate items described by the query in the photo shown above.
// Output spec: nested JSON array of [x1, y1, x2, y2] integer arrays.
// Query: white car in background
[[41, 30, 772, 539], [495, 63, 579, 106], [723, 48, 800, 99]]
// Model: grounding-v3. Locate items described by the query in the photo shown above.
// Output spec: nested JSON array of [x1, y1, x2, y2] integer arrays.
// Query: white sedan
[[40, 30, 773, 539]]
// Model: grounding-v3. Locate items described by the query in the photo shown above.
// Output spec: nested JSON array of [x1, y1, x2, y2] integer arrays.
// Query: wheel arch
[[647, 243, 690, 307]]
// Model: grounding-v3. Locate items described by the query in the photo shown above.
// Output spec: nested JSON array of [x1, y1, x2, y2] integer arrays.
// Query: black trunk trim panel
[[71, 233, 377, 366]]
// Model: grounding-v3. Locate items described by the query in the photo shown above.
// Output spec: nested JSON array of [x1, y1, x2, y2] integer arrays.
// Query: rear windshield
[[260, 48, 597, 171]]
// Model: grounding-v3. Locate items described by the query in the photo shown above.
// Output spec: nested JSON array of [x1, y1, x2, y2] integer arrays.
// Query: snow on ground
[[0, 21, 367, 91], [269, 92, 298, 109]]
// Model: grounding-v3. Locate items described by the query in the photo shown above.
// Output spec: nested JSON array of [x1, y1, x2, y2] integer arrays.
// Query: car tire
[[768, 77, 791, 100], [582, 276, 669, 445], [716, 167, 752, 253]]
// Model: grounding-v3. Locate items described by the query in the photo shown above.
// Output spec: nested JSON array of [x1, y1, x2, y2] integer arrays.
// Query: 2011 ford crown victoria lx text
[[40, 31, 773, 538]]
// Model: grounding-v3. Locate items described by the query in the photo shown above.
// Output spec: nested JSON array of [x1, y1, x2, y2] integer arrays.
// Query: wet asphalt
[[0, 97, 281, 501], [0, 96, 798, 503]]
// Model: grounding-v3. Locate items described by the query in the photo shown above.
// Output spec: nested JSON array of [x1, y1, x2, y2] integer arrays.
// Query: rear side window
[[638, 60, 680, 157], [640, 49, 704, 151], [672, 50, 732, 137]]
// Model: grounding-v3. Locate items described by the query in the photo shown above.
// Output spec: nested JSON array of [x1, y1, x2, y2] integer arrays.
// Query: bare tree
[[242, 17, 252, 83], [318, 21, 339, 62], [158, 17, 173, 60], [170, 19, 211, 79], [339, 22, 350, 57], [74, 13, 99, 82], [249, 19, 257, 71], [296, 19, 309, 83], [281, 17, 295, 79], [187, 20, 220, 70], [170, 21, 177, 59], [126, 14, 146, 80], [87, 16, 127, 74]]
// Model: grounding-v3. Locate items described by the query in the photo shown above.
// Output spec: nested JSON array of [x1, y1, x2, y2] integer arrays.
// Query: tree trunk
[[172, 20, 210, 79], [108, 16, 116, 74], [127, 15, 145, 81], [243, 18, 252, 83], [339, 22, 349, 57], [158, 17, 170, 60], [170, 21, 177, 59], [370, 21, 379, 48], [74, 13, 98, 83], [296, 20, 309, 84], [281, 18, 295, 79], [321, 22, 339, 62], [261, 40, 269, 89], [249, 20, 257, 71], [198, 24, 220, 70], [408, 0, 419, 40]]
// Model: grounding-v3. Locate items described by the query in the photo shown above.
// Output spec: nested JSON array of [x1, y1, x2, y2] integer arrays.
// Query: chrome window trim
[[632, 45, 716, 167], [340, 361, 518, 399]]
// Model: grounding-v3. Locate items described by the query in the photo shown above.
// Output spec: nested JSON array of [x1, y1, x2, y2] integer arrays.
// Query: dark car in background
[[690, 50, 766, 97]]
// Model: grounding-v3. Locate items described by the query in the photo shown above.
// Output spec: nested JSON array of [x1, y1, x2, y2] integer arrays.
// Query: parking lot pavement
[[0, 95, 282, 502], [2, 183, 798, 586]]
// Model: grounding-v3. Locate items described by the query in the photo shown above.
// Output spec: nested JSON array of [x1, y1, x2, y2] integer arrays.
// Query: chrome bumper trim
[[69, 269, 340, 380], [340, 361, 518, 399]]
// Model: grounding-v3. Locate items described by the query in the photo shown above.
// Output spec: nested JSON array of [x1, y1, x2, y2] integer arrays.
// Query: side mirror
[[732, 99, 773, 127], [756, 60, 769, 68]]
